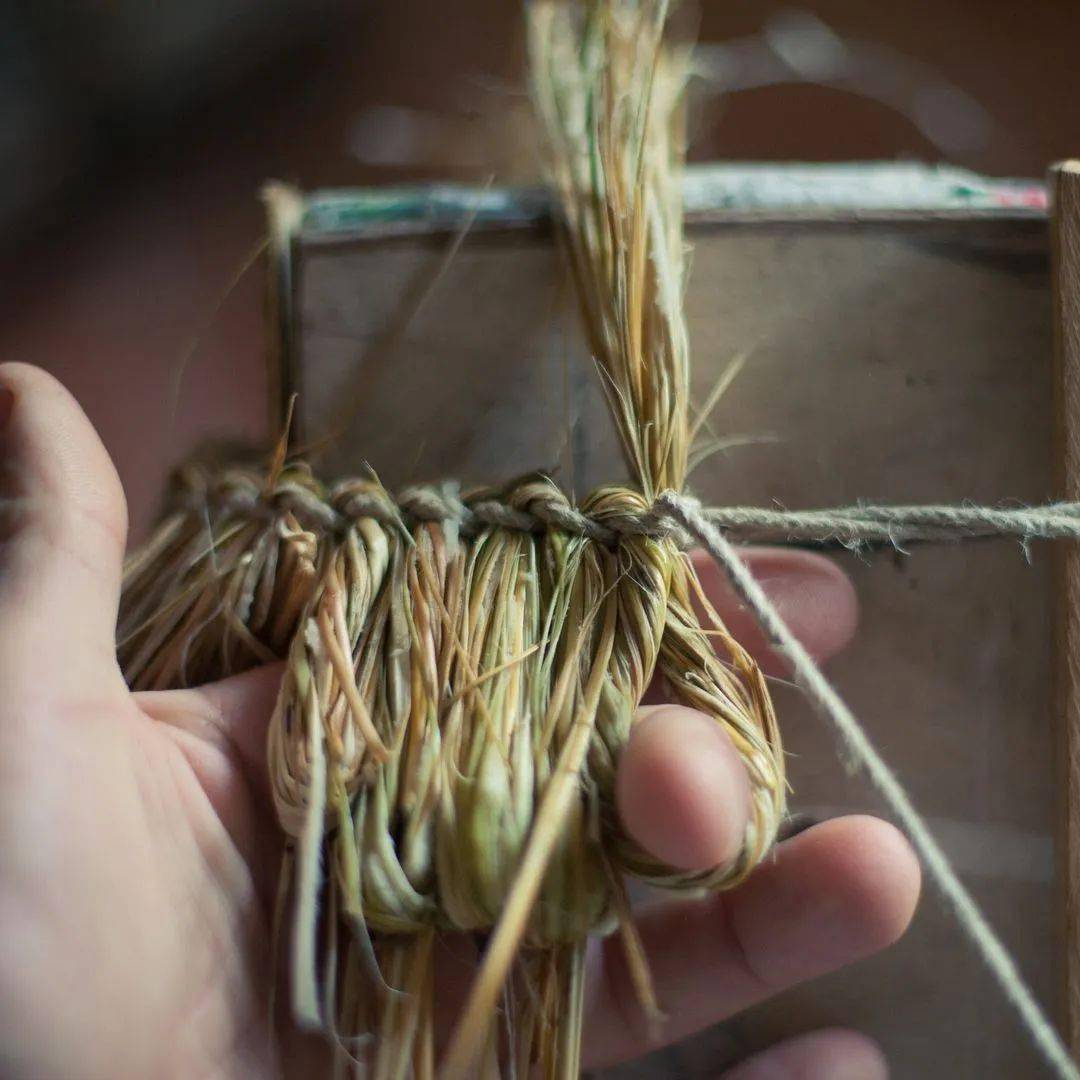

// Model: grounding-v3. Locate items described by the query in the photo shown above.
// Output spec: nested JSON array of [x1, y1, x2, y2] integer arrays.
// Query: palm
[[0, 686, 276, 1079]]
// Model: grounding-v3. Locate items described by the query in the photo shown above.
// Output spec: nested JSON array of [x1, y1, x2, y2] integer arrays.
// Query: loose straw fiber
[[118, 3, 785, 1076]]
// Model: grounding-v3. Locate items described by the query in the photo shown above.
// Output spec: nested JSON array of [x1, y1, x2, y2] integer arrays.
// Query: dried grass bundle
[[118, 2, 786, 1076]]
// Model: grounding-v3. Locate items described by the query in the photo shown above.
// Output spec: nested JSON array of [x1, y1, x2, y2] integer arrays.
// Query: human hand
[[0, 363, 920, 1079]]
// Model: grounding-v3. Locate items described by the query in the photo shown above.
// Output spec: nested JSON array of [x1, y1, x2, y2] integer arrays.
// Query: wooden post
[[1052, 160, 1080, 1052], [262, 182, 304, 445]]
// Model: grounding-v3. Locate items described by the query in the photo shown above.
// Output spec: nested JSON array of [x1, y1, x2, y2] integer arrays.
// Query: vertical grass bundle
[[118, 2, 786, 1075]]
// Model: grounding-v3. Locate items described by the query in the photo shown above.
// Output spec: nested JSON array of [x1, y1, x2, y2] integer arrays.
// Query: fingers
[[0, 364, 128, 700], [582, 815, 920, 1069], [721, 1028, 887, 1080], [135, 662, 285, 805], [136, 663, 286, 895], [690, 547, 857, 677], [627, 549, 856, 862], [616, 705, 750, 870]]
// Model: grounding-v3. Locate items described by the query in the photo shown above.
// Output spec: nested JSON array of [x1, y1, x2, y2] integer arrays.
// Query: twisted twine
[[172, 470, 1080, 550]]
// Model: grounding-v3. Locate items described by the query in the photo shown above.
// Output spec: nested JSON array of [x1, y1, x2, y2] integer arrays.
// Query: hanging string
[[657, 490, 1080, 1080]]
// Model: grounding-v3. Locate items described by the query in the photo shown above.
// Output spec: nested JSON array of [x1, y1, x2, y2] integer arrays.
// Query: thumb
[[0, 363, 128, 699]]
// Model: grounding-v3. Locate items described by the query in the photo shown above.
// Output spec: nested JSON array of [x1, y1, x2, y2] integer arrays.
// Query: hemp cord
[[176, 474, 1080, 550], [657, 490, 1080, 1080], [694, 500, 1080, 549]]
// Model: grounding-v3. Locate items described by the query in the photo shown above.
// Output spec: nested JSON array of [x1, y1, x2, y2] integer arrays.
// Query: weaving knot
[[169, 465, 694, 546]]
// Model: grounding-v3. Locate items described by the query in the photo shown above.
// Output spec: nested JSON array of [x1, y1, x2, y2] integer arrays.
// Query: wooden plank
[[1051, 159, 1080, 1053]]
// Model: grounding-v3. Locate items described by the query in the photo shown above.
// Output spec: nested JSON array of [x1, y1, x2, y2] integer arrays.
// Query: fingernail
[[0, 385, 13, 432], [692, 549, 858, 672], [750, 559, 858, 664], [755, 567, 844, 625]]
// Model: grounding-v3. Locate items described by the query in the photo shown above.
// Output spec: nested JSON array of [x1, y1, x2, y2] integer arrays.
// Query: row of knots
[[166, 463, 695, 547]]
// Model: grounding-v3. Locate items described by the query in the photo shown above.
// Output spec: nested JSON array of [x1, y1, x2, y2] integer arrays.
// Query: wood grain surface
[[1051, 160, 1080, 1059]]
